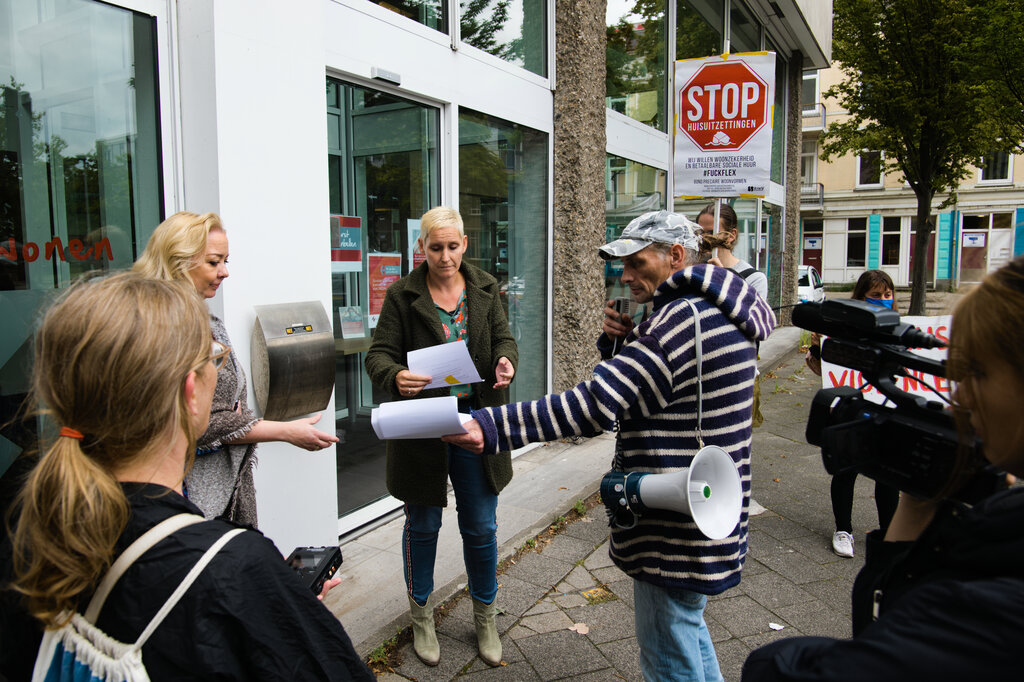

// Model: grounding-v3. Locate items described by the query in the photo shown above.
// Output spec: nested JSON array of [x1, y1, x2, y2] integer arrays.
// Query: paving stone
[[597, 639, 642, 682], [591, 565, 626, 585], [460, 633, 526, 673], [826, 554, 867, 581], [514, 629, 609, 680], [776, 599, 852, 640], [568, 668, 633, 681], [536, 534, 597, 563], [564, 600, 637, 644], [746, 528, 795, 560], [392, 631, 477, 680], [800, 579, 854, 614], [504, 551, 576, 589], [740, 556, 770, 578], [524, 600, 559, 616], [759, 551, 834, 584], [740, 572, 816, 611], [561, 515, 612, 545], [742, 626, 806, 650], [459, 661, 541, 680], [518, 609, 575, 635], [753, 514, 814, 540], [706, 594, 789, 639], [553, 593, 588, 608], [583, 541, 614, 570], [705, 613, 733, 643], [496, 573, 556, 618], [714, 637, 753, 682], [507, 624, 535, 641], [562, 564, 597, 590], [779, 532, 847, 564], [605, 578, 635, 610]]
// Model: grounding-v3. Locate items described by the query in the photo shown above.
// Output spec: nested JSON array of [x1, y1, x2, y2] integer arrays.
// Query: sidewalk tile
[[504, 552, 576, 589], [514, 629, 609, 680], [597, 639, 643, 682], [518, 609, 575, 634], [564, 600, 637, 644]]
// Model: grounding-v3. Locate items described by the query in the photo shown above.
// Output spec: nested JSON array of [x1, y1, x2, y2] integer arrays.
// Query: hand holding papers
[[371, 395, 473, 440], [407, 340, 482, 391]]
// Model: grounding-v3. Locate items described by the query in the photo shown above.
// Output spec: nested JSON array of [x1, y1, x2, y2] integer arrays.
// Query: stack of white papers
[[371, 395, 472, 440]]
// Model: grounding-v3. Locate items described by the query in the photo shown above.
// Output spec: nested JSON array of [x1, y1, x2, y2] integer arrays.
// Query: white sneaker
[[832, 531, 854, 558], [748, 498, 768, 516]]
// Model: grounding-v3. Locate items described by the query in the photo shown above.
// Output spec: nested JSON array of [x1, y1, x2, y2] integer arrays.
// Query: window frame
[[856, 149, 884, 189], [977, 150, 1013, 185]]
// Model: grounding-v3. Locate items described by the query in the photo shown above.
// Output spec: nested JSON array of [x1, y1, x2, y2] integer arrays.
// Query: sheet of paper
[[407, 339, 483, 390], [371, 395, 473, 440]]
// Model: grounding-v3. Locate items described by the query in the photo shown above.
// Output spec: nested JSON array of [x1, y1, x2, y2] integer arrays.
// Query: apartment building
[[800, 66, 1024, 289]]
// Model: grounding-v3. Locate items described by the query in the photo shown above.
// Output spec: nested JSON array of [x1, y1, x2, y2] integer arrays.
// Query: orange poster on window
[[367, 252, 402, 328]]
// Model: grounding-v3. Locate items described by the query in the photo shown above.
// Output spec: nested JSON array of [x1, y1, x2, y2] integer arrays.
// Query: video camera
[[793, 299, 1001, 503]]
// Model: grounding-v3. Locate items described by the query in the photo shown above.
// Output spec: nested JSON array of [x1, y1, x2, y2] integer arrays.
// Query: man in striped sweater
[[445, 211, 775, 681]]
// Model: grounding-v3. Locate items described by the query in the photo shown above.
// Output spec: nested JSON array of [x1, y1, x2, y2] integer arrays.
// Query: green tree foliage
[[970, 0, 1024, 143], [460, 0, 512, 55], [822, 0, 1023, 313]]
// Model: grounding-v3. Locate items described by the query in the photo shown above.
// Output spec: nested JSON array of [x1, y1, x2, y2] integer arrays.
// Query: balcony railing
[[802, 102, 826, 130], [801, 182, 824, 209]]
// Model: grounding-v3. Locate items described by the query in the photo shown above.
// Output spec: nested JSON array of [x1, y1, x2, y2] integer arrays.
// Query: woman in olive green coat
[[365, 206, 517, 668]]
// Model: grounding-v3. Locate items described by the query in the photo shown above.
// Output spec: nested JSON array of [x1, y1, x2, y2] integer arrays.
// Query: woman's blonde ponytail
[[10, 272, 210, 628]]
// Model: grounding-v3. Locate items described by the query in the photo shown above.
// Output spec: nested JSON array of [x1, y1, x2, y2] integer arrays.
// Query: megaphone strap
[[683, 299, 705, 449]]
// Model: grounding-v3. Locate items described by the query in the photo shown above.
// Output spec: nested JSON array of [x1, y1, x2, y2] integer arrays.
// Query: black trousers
[[830, 470, 899, 534]]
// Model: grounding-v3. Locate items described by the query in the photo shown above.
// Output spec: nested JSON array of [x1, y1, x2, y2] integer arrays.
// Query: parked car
[[798, 265, 825, 303]]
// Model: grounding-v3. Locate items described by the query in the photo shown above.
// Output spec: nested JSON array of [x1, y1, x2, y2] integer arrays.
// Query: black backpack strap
[[736, 267, 757, 280]]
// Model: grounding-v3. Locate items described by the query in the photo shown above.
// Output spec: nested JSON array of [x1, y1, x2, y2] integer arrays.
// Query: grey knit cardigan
[[365, 261, 518, 507]]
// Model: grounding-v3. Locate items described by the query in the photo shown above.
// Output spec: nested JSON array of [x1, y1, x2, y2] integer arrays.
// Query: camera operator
[[742, 256, 1024, 681]]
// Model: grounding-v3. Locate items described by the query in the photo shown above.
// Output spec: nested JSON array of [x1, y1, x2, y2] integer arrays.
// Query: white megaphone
[[600, 445, 743, 540]]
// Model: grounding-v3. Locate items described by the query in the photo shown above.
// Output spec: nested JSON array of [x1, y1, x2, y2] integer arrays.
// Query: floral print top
[[436, 289, 473, 400]]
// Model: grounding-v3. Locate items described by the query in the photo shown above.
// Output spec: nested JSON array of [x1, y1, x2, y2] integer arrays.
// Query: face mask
[[865, 297, 893, 309]]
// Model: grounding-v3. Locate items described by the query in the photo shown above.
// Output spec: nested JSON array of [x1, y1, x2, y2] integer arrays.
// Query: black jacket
[[742, 487, 1024, 681], [1, 483, 373, 681]]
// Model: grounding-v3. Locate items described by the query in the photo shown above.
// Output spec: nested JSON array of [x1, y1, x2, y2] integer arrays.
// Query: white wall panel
[[177, 0, 338, 552]]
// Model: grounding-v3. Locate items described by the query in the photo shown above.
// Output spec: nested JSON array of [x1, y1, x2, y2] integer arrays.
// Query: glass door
[[327, 79, 440, 524], [1, 0, 162, 485]]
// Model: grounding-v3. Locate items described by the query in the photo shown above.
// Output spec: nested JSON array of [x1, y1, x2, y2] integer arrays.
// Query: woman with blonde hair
[[134, 212, 338, 526], [366, 206, 517, 668], [1, 272, 371, 679]]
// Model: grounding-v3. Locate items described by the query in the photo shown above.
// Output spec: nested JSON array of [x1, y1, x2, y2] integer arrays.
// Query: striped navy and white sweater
[[472, 264, 776, 594]]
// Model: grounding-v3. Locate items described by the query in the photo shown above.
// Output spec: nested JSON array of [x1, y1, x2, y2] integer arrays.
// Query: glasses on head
[[211, 340, 231, 371]]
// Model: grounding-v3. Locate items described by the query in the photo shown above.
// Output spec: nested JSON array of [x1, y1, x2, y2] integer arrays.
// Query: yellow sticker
[[444, 375, 460, 385]]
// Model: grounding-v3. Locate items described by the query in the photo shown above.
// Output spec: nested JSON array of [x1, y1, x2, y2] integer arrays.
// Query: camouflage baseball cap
[[598, 211, 701, 261]]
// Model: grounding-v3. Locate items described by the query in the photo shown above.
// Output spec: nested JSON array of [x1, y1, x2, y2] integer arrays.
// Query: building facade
[[800, 65, 1024, 289], [0, 0, 830, 551]]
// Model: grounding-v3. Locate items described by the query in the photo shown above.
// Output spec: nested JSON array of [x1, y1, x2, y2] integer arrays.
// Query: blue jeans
[[403, 444, 498, 606], [634, 580, 724, 682]]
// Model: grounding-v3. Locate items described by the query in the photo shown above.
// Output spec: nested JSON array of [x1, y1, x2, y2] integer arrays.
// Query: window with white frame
[[801, 138, 818, 185], [802, 71, 819, 114], [882, 216, 901, 265], [857, 150, 883, 187], [979, 150, 1011, 183], [847, 217, 867, 267]]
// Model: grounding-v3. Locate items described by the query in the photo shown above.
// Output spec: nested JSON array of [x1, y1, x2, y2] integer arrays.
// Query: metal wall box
[[251, 301, 334, 421]]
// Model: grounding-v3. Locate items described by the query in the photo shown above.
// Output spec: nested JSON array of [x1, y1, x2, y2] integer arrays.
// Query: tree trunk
[[779, 51, 804, 326], [908, 189, 935, 315], [551, 0, 607, 391]]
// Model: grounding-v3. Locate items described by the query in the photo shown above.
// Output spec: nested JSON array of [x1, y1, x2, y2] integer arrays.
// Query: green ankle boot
[[408, 594, 440, 666], [472, 597, 502, 667]]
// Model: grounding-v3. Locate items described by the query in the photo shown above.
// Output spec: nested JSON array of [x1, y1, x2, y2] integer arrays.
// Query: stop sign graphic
[[679, 60, 769, 152]]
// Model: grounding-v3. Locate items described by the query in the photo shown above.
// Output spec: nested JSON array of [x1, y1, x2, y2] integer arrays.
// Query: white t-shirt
[[732, 259, 768, 300]]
